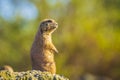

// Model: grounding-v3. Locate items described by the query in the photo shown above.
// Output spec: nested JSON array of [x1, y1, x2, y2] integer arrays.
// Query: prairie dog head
[[40, 19, 58, 34]]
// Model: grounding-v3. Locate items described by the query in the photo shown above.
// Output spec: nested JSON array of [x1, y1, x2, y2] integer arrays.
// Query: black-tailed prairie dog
[[31, 19, 58, 74], [0, 65, 14, 73]]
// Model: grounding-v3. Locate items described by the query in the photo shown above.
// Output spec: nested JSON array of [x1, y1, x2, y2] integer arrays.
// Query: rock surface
[[0, 70, 69, 80]]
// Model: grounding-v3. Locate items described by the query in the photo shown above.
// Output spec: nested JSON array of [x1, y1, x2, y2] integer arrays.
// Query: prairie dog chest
[[43, 35, 52, 48], [42, 49, 54, 62], [42, 35, 54, 60]]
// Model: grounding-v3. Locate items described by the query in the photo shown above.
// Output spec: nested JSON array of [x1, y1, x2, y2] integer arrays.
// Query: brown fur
[[30, 19, 58, 74], [0, 65, 14, 73]]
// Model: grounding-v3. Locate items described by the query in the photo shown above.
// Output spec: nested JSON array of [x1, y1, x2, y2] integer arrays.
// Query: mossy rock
[[0, 70, 69, 80]]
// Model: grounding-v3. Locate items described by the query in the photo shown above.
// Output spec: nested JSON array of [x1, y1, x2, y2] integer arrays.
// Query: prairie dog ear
[[40, 28, 43, 34], [40, 23, 47, 33]]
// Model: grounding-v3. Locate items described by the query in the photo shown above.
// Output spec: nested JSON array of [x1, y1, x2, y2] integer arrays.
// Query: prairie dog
[[0, 65, 13, 73], [31, 19, 58, 74]]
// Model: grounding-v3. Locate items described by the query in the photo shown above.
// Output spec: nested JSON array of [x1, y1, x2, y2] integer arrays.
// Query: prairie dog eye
[[45, 23, 48, 26]]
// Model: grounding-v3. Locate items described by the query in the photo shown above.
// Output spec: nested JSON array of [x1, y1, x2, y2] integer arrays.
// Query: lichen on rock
[[0, 70, 69, 80]]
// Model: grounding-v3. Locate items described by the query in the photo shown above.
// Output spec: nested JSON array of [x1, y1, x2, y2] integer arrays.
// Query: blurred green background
[[0, 0, 120, 80]]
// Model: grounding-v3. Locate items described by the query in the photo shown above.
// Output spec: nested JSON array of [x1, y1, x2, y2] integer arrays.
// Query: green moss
[[0, 70, 69, 80]]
